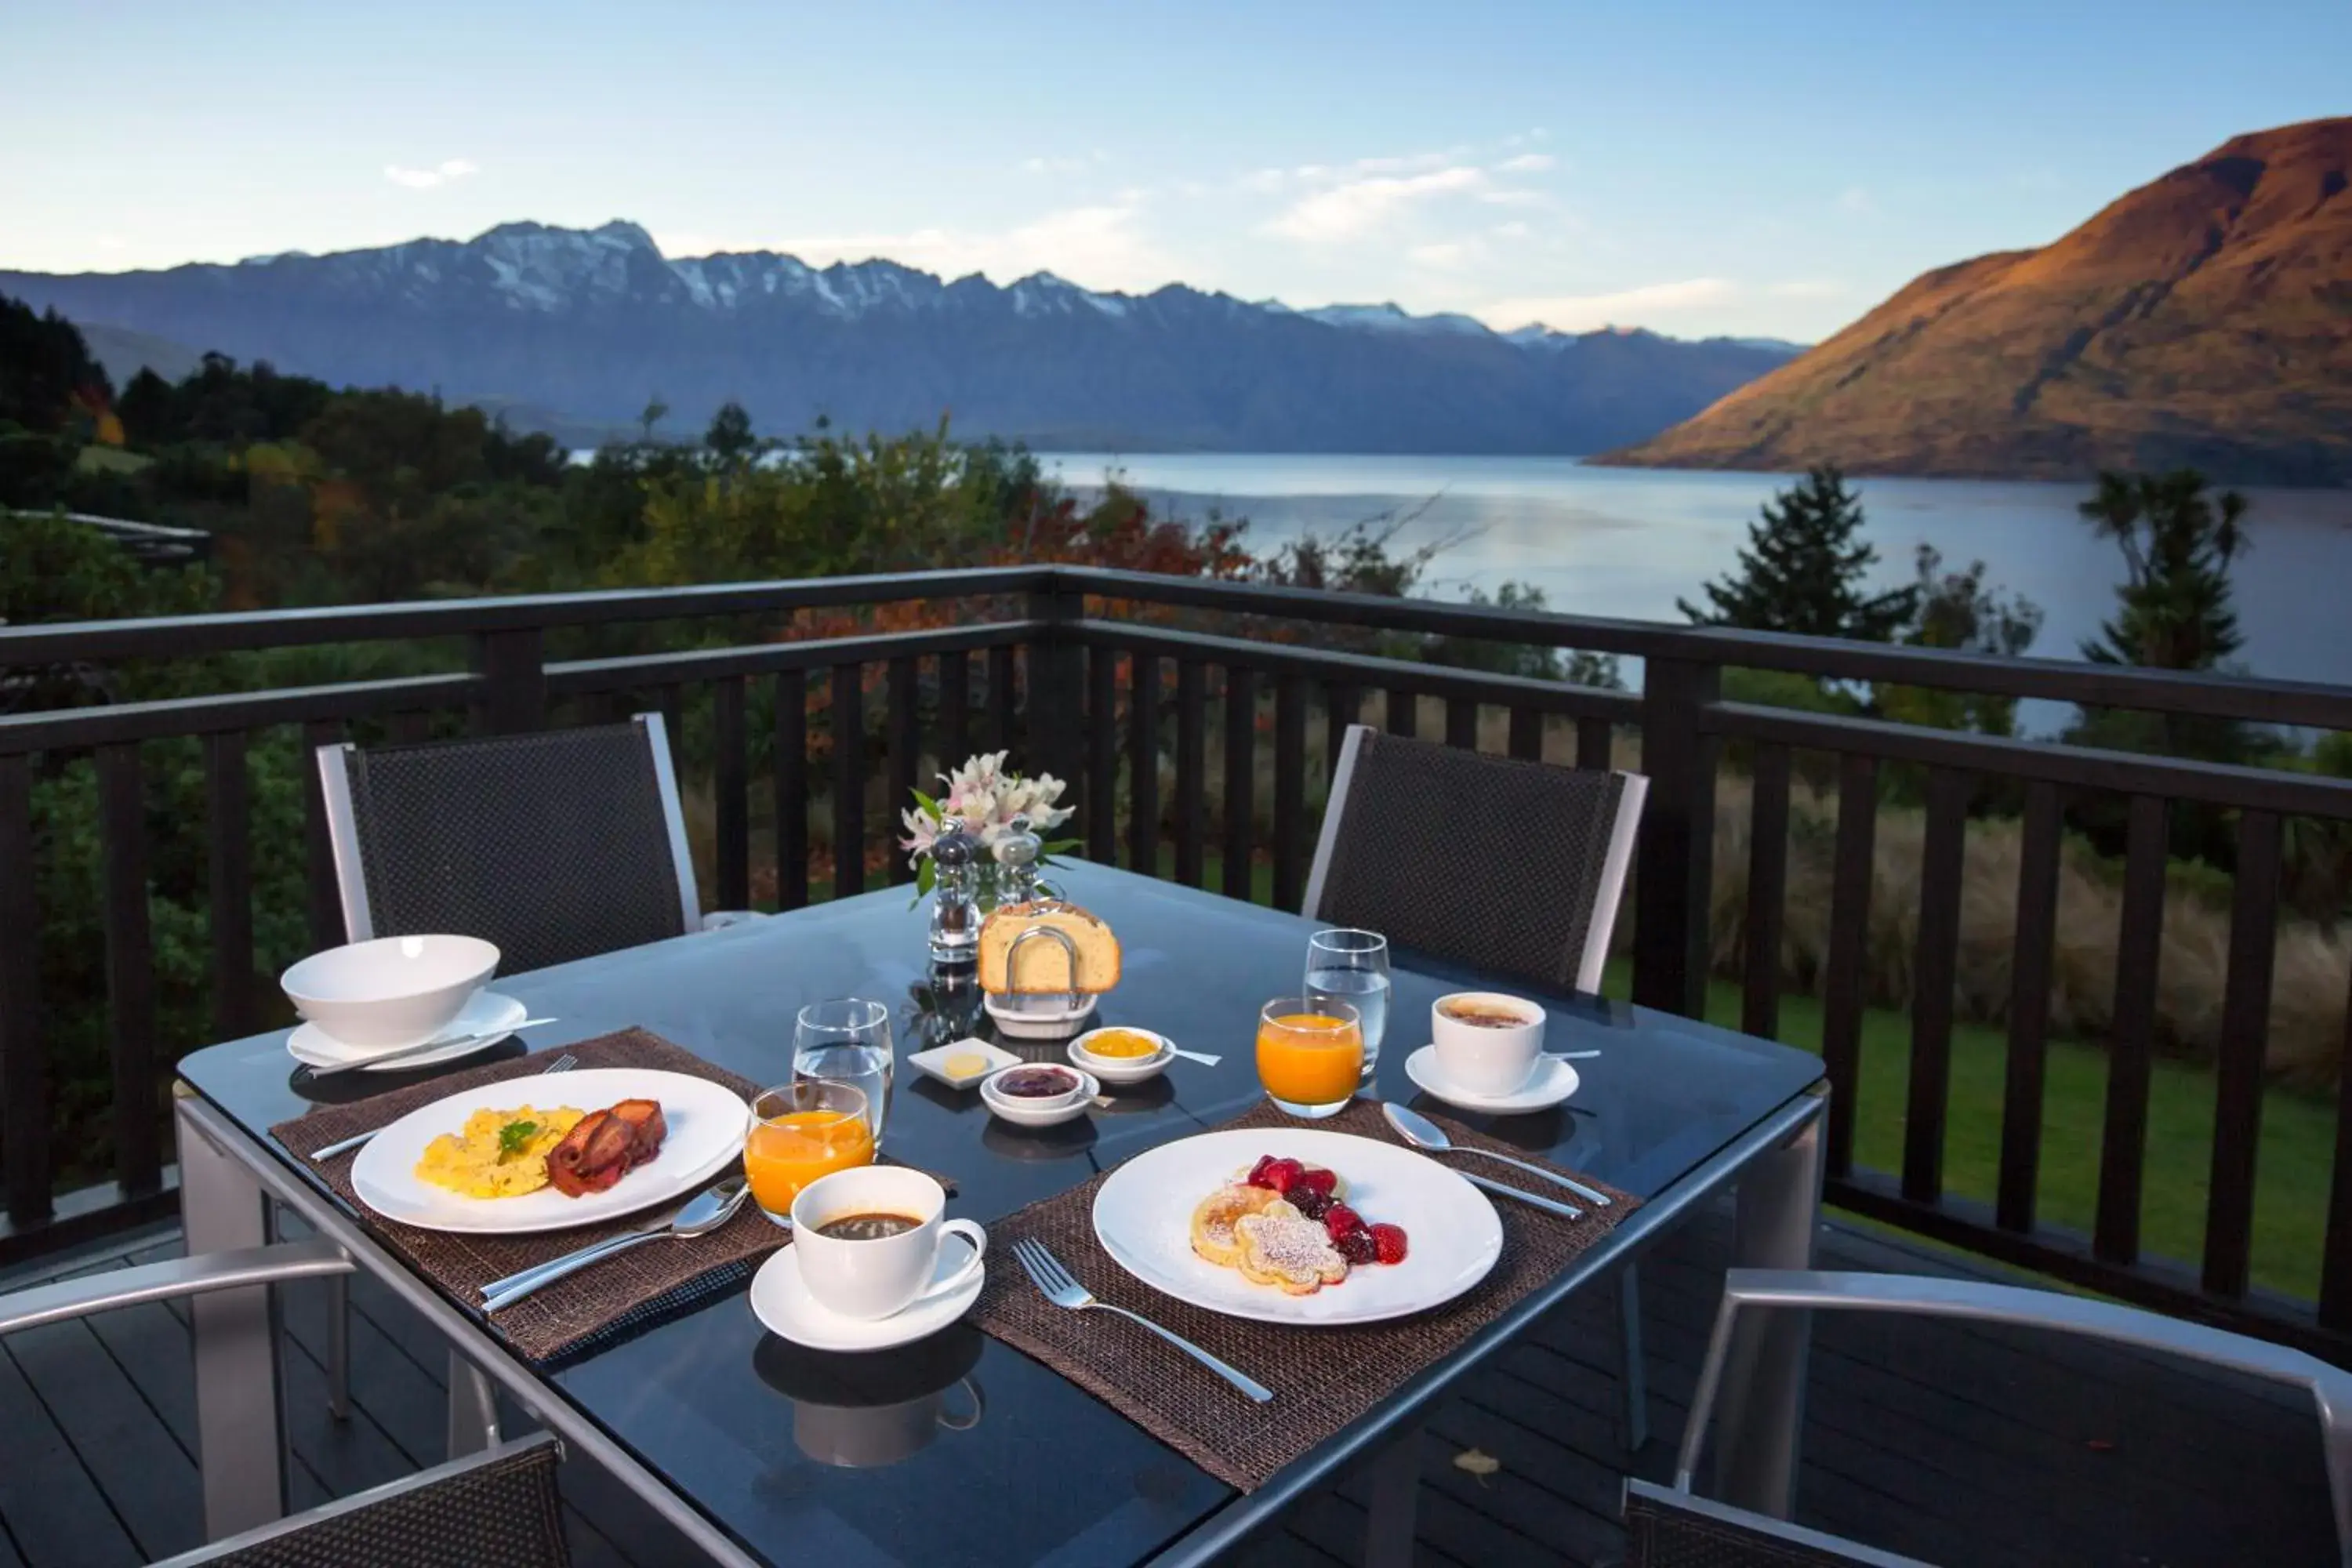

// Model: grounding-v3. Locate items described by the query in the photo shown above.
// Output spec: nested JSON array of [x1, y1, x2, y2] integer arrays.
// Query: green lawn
[[1595, 962, 2332, 1303]]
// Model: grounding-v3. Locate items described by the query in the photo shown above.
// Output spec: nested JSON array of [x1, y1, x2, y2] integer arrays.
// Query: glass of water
[[793, 997, 895, 1150], [1305, 928, 1391, 1079]]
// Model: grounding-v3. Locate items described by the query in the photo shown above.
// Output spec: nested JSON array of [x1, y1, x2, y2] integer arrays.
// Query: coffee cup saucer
[[750, 1239, 985, 1353], [1403, 1046, 1580, 1113]]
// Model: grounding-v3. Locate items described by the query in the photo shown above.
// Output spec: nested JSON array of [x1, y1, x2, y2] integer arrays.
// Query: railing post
[[474, 627, 546, 735], [1025, 579, 1084, 795], [0, 753, 49, 1230], [1633, 655, 1719, 1018]]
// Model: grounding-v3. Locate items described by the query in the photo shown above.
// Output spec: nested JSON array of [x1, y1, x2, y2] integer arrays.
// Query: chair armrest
[[699, 909, 767, 931], [0, 1237, 351, 1336], [1678, 1269, 2352, 1563]]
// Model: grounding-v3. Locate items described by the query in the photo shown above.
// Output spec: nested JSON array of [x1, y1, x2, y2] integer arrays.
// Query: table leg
[[1711, 1098, 1824, 1517], [175, 1093, 289, 1537], [1360, 1421, 1423, 1568], [1616, 1264, 1650, 1454], [447, 1350, 502, 1459]]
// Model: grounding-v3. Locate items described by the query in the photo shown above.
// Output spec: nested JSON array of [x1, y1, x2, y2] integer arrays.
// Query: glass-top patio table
[[173, 862, 1827, 1567]]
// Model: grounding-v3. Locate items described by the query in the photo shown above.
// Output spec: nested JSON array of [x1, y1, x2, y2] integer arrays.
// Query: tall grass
[[1701, 772, 2351, 1087]]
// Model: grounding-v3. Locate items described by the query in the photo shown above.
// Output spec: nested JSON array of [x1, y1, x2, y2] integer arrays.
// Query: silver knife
[[300, 1018, 555, 1080], [1459, 1168, 1584, 1221]]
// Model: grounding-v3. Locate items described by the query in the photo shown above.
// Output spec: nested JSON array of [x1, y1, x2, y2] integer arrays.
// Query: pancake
[[1190, 1183, 1291, 1267]]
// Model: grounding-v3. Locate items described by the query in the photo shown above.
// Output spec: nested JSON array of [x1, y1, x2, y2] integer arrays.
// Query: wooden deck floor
[[0, 1203, 2335, 1568]]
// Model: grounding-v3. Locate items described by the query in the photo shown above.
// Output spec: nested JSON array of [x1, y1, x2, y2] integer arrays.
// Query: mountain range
[[1601, 117, 2352, 485], [0, 226, 1800, 453]]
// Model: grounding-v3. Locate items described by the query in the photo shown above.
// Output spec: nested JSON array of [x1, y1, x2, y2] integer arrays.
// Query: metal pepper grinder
[[993, 814, 1044, 907], [927, 822, 981, 965]]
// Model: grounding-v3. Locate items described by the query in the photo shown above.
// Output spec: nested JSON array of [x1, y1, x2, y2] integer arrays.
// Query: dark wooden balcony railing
[[5, 565, 2351, 1363]]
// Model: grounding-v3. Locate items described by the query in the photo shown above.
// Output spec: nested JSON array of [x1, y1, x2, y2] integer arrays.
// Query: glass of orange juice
[[744, 1082, 874, 1226], [1256, 997, 1364, 1120]]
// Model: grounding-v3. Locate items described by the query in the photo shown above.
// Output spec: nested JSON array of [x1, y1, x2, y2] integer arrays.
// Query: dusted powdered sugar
[[1236, 1211, 1344, 1283]]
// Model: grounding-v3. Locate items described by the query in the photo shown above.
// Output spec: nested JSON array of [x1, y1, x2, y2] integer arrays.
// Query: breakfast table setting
[[172, 855, 1828, 1567]]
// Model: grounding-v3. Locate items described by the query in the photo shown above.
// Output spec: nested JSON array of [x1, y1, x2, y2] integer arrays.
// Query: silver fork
[[309, 1051, 579, 1161], [1011, 1237, 1273, 1403]]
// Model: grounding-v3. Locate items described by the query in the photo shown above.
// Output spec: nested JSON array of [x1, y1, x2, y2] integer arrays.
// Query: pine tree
[[2077, 467, 2249, 672], [1679, 465, 1918, 641]]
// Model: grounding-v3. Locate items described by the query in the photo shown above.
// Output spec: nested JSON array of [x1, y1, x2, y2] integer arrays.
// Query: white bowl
[[1068, 1027, 1173, 1086], [280, 935, 499, 1049], [980, 1065, 1097, 1128]]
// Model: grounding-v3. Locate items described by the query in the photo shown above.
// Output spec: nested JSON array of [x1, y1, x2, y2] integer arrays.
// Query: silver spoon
[[1381, 1101, 1613, 1210], [480, 1179, 750, 1312]]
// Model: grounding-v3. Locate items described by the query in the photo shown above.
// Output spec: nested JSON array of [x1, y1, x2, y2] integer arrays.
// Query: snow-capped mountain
[[0, 220, 1802, 451]]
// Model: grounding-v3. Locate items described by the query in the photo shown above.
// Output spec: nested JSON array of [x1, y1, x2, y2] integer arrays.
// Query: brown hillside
[[1598, 118, 2352, 485]]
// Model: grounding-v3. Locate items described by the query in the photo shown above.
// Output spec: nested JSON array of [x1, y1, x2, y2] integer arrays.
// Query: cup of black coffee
[[1431, 992, 1546, 1094], [790, 1166, 986, 1319]]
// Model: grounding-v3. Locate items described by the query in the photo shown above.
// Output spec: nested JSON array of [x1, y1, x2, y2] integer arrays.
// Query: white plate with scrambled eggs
[[348, 1068, 749, 1234]]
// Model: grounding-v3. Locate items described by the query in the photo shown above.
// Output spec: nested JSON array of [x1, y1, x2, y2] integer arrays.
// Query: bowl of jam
[[980, 1063, 1096, 1128]]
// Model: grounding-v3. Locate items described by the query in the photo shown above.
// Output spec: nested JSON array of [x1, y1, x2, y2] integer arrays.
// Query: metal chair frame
[[1657, 1268, 2352, 1567], [317, 712, 701, 946]]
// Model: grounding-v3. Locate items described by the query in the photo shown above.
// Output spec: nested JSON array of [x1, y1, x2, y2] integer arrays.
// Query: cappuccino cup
[[791, 1166, 986, 1320], [1431, 992, 1546, 1094]]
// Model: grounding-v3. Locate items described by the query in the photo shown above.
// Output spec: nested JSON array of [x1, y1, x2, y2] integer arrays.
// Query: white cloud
[[1495, 152, 1555, 174], [1837, 186, 1873, 213], [383, 158, 479, 191], [1409, 241, 1477, 269], [1490, 220, 1533, 239], [1021, 151, 1107, 176], [1264, 165, 1486, 242], [1769, 278, 1845, 299], [1481, 278, 1738, 332]]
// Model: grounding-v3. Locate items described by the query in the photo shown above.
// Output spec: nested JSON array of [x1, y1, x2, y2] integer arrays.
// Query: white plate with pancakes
[[1089, 1128, 1501, 1326]]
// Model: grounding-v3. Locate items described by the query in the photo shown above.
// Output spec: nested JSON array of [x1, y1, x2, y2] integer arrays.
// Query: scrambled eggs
[[414, 1105, 586, 1199]]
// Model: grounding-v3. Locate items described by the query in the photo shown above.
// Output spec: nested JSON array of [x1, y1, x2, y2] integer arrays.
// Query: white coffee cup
[[1431, 992, 1547, 1094], [790, 1166, 987, 1321]]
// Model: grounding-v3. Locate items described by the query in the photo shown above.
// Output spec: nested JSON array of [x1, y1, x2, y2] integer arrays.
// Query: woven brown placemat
[[970, 1096, 1639, 1493], [269, 1026, 786, 1364]]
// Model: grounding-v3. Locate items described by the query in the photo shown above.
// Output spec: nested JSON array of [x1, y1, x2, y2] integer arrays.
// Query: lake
[[1034, 453, 2352, 699]]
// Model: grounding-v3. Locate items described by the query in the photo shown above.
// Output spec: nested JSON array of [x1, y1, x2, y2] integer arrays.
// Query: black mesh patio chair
[[317, 713, 752, 975], [1304, 724, 1657, 1444], [151, 1434, 568, 1568], [1304, 724, 1647, 997], [1622, 1480, 1935, 1567], [1635, 1269, 2352, 1568]]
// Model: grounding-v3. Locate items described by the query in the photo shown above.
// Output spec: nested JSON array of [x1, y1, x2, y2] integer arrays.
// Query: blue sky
[[3, 0, 2343, 339]]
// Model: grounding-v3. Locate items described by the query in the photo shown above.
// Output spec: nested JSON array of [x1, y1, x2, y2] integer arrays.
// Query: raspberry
[[1323, 1203, 1363, 1240], [1370, 1223, 1408, 1265], [1336, 1229, 1378, 1266], [1264, 1158, 1305, 1195], [1293, 1167, 1338, 1199], [1291, 1189, 1333, 1221], [1245, 1156, 1279, 1189]]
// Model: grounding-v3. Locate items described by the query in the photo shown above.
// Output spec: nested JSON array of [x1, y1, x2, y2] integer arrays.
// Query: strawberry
[[1323, 1203, 1363, 1239], [1264, 1158, 1305, 1195], [1245, 1155, 1280, 1189], [1370, 1222, 1408, 1265], [1293, 1166, 1338, 1199]]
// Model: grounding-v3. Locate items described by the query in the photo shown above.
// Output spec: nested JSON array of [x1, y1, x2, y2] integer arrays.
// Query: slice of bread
[[978, 901, 1122, 994]]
